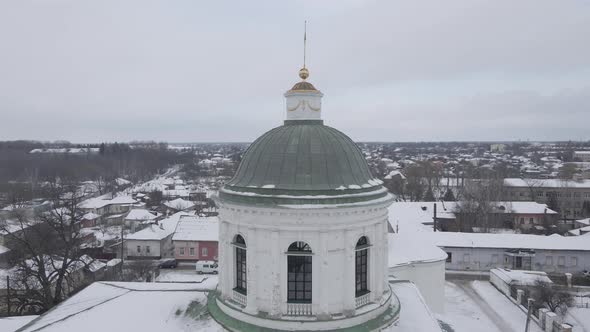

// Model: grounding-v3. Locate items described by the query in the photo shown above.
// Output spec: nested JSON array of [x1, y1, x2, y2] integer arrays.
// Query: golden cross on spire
[[299, 20, 309, 80]]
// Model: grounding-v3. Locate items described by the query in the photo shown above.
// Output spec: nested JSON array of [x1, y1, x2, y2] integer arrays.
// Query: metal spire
[[299, 21, 309, 80], [303, 20, 307, 69]]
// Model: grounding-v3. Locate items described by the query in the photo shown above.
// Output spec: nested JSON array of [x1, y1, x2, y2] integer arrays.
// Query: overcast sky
[[1, 0, 589, 143]]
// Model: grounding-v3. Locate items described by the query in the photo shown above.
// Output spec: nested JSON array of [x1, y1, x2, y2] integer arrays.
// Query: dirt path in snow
[[452, 281, 515, 332]]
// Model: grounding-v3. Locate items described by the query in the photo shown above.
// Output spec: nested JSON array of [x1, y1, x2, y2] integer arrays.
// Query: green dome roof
[[221, 120, 389, 206]]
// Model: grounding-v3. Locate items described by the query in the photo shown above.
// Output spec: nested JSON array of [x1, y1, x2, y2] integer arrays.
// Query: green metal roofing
[[227, 121, 375, 191], [221, 120, 390, 206]]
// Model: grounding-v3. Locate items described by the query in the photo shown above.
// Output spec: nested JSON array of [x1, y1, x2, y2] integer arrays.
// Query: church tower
[[212, 36, 398, 330]]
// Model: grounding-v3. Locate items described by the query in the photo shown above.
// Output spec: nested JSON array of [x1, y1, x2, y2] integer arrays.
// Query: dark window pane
[[355, 248, 369, 295], [288, 255, 312, 303]]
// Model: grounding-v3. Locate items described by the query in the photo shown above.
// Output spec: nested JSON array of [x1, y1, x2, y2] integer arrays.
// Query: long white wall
[[442, 246, 590, 274]]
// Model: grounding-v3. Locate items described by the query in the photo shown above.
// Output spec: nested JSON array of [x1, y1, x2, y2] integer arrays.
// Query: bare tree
[[522, 178, 542, 201], [455, 177, 505, 232], [404, 165, 425, 202], [531, 280, 574, 316], [0, 182, 88, 314], [558, 164, 578, 180], [124, 260, 157, 282]]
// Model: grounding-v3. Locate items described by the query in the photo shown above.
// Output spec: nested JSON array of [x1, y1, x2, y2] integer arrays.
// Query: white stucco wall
[[442, 246, 590, 274], [125, 239, 162, 258], [284, 90, 323, 120], [124, 235, 174, 259], [389, 259, 446, 313], [217, 198, 392, 319]]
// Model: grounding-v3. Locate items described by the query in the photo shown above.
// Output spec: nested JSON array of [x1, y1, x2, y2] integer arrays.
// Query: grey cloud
[[0, 0, 588, 142]]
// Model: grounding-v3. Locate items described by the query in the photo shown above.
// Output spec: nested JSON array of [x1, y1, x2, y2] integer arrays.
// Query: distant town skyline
[[1, 0, 589, 143]]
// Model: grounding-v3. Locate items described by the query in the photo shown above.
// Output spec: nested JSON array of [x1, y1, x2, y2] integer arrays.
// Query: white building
[[574, 151, 590, 162], [214, 67, 398, 330], [429, 231, 590, 274], [124, 208, 158, 231], [172, 215, 219, 262], [80, 195, 138, 217], [124, 212, 184, 260], [388, 233, 447, 313]]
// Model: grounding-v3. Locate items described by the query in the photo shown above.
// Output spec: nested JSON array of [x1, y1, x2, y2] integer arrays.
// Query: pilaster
[[343, 229, 356, 316], [244, 227, 258, 314]]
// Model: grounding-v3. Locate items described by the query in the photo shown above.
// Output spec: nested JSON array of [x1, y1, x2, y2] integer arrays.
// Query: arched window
[[355, 236, 369, 296], [287, 241, 312, 303], [234, 235, 247, 294]]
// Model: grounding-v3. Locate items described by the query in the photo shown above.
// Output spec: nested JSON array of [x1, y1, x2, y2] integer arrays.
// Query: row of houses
[[502, 178, 590, 219], [399, 200, 559, 233], [390, 201, 590, 276]]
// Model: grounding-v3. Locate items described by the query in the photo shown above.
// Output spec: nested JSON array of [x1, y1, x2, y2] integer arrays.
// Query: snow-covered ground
[[566, 308, 590, 332], [439, 281, 499, 332], [387, 282, 443, 331], [156, 269, 209, 283], [439, 281, 543, 332], [0, 316, 38, 332]]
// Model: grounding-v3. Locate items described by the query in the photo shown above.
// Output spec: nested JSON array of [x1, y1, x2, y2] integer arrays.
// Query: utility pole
[[120, 222, 124, 275], [6, 276, 10, 315], [433, 202, 438, 232]]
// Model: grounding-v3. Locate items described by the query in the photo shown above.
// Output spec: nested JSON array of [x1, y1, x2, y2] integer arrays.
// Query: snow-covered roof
[[493, 201, 557, 215], [125, 211, 189, 241], [384, 170, 406, 180], [106, 258, 121, 267], [29, 148, 99, 154], [17, 282, 218, 332], [428, 231, 590, 251], [388, 233, 447, 267], [115, 178, 132, 186], [163, 198, 195, 211], [125, 224, 170, 241], [82, 212, 100, 220], [567, 225, 590, 236], [491, 268, 552, 286], [80, 195, 137, 209], [0, 217, 38, 235], [503, 178, 590, 188], [388, 201, 458, 233], [163, 189, 190, 197], [0, 244, 10, 254], [172, 216, 218, 242], [124, 209, 157, 221], [80, 255, 106, 273]]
